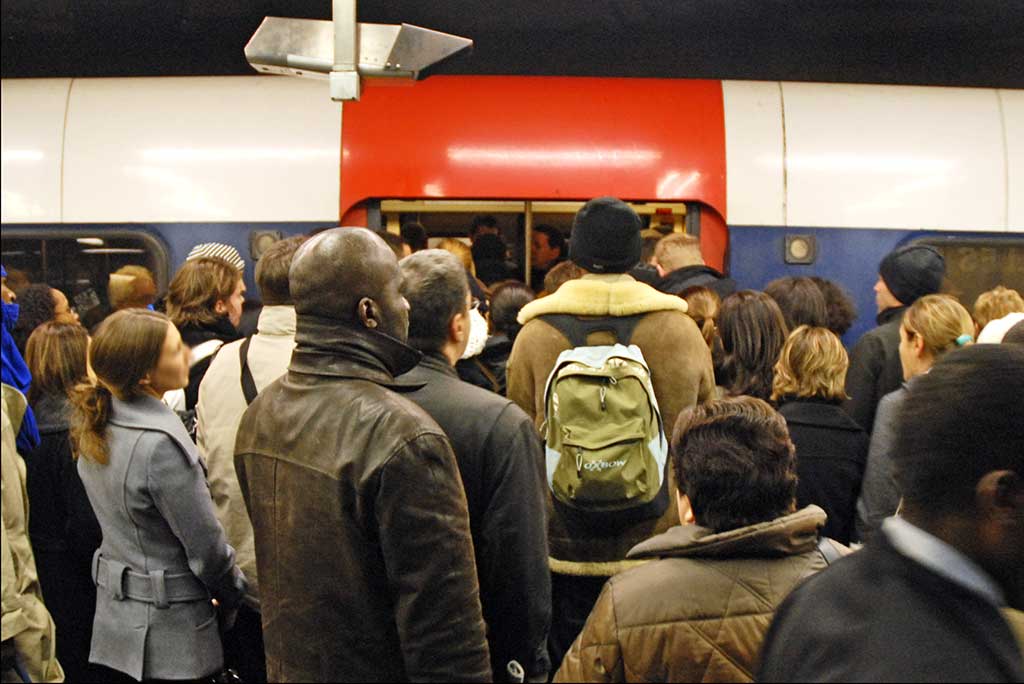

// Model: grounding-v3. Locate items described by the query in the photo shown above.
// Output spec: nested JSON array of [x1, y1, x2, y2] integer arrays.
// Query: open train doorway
[[378, 199, 691, 290]]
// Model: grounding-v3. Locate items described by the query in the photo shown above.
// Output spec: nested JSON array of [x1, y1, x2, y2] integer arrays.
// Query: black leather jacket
[[235, 316, 492, 682]]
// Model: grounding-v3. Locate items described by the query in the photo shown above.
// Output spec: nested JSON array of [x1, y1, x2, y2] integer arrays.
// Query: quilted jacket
[[555, 506, 835, 682]]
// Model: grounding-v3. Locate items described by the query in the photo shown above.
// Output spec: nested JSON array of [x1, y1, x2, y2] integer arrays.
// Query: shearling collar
[[627, 505, 827, 560], [518, 273, 688, 325]]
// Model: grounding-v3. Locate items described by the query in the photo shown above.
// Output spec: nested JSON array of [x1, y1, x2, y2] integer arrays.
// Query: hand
[[217, 603, 239, 634]]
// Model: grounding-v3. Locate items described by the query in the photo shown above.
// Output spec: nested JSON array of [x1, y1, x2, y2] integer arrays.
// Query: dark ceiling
[[3, 1, 1023, 88]]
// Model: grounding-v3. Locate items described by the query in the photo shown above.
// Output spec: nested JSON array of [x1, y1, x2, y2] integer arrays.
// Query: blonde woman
[[772, 326, 868, 545], [855, 294, 974, 542]]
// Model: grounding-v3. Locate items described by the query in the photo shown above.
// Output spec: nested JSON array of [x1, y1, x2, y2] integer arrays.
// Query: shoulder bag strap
[[238, 335, 258, 406]]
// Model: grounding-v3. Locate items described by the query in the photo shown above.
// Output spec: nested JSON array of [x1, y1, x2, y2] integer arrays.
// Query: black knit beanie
[[569, 197, 642, 274], [878, 244, 945, 306]]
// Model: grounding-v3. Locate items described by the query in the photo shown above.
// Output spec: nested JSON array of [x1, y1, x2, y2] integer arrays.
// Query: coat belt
[[93, 554, 209, 608]]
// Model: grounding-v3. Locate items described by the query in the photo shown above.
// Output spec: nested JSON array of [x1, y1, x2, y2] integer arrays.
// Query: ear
[[214, 299, 228, 316], [357, 297, 380, 329], [450, 310, 469, 345], [912, 331, 927, 358], [976, 470, 1022, 519], [676, 491, 696, 525], [655, 262, 668, 278]]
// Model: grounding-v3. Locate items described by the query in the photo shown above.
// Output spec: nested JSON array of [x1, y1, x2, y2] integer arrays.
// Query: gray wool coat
[[78, 394, 246, 682]]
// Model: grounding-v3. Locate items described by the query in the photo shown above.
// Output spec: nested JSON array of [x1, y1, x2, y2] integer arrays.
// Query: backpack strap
[[540, 314, 645, 348], [817, 536, 842, 565], [238, 335, 258, 406]]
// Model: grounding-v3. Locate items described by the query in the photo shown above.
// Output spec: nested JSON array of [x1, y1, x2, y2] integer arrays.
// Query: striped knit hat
[[186, 242, 245, 272]]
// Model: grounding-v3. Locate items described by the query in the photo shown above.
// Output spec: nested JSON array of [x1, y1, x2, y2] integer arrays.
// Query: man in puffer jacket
[[556, 397, 840, 683]]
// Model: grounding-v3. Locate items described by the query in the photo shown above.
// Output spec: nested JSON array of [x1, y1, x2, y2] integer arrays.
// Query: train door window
[[917, 237, 1024, 310], [1, 228, 169, 324], [379, 200, 688, 289]]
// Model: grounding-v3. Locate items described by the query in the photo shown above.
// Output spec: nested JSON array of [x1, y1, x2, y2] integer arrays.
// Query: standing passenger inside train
[[529, 225, 567, 288], [82, 265, 159, 332], [508, 197, 715, 668], [399, 251, 551, 681], [856, 294, 974, 543], [557, 397, 837, 683], [165, 256, 245, 411], [23, 323, 102, 682], [844, 244, 944, 434], [196, 235, 306, 683], [72, 309, 246, 683], [234, 229, 491, 682], [772, 326, 868, 545], [759, 344, 1024, 682], [651, 233, 736, 300], [716, 290, 789, 402]]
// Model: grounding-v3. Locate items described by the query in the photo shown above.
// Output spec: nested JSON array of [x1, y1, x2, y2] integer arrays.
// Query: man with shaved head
[[235, 228, 491, 682]]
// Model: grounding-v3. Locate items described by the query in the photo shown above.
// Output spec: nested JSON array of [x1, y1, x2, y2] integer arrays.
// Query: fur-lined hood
[[519, 274, 688, 325]]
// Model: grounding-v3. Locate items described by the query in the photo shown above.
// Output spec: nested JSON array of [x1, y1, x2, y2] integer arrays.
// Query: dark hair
[[1004, 319, 1024, 345], [809, 277, 858, 337], [489, 281, 534, 342], [12, 283, 56, 354], [165, 257, 241, 328], [471, 233, 507, 263], [671, 396, 798, 532], [25, 322, 90, 405], [640, 235, 660, 264], [399, 250, 470, 353], [400, 222, 429, 252], [470, 215, 498, 236], [256, 235, 307, 306], [764, 277, 828, 331], [718, 290, 789, 401], [379, 231, 407, 260], [894, 344, 1024, 519], [70, 309, 171, 464], [533, 224, 566, 256]]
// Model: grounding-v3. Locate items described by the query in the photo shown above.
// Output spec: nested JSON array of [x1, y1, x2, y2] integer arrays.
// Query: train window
[[1, 228, 169, 320], [379, 199, 688, 288], [916, 237, 1024, 309]]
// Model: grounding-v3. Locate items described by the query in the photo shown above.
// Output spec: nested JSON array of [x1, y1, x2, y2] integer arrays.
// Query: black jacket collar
[[178, 316, 240, 347], [778, 398, 865, 432], [415, 351, 459, 378], [876, 305, 908, 327], [290, 314, 423, 387]]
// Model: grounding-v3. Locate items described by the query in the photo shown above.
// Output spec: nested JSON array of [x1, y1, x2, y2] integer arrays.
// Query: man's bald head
[[290, 227, 410, 340]]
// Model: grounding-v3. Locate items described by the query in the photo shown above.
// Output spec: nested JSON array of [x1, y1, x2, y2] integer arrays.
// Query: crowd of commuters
[[1, 199, 1023, 684]]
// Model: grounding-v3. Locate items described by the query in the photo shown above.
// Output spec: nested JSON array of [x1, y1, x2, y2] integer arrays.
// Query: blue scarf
[[1, 265, 40, 452]]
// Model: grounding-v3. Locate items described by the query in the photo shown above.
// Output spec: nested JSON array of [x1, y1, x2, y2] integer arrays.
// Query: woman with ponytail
[[71, 309, 246, 683], [855, 294, 974, 543]]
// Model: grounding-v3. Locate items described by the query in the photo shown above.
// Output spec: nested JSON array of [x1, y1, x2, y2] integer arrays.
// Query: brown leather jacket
[[556, 506, 835, 683], [235, 316, 491, 682]]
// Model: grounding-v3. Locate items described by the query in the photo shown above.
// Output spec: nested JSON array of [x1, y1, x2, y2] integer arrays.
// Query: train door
[[378, 199, 691, 289]]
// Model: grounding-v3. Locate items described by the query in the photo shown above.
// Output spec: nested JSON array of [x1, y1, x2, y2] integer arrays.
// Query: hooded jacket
[[234, 317, 492, 682], [843, 306, 906, 435], [507, 274, 716, 573], [1, 384, 64, 683], [196, 305, 296, 608], [556, 506, 834, 683]]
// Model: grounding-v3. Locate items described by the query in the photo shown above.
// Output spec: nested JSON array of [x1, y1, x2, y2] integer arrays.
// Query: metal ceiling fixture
[[244, 0, 473, 101]]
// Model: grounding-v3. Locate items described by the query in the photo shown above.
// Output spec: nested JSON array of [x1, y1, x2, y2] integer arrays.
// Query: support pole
[[330, 0, 360, 101]]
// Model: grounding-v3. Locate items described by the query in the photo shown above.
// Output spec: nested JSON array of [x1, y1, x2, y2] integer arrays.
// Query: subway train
[[2, 75, 1022, 344]]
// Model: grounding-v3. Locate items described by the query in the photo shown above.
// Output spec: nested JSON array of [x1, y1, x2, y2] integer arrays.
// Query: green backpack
[[540, 315, 669, 515]]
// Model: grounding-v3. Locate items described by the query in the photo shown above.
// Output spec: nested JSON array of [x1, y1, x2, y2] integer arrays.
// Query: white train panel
[[63, 76, 341, 223], [722, 80, 785, 226], [1, 78, 71, 223], [782, 82, 1006, 231], [1000, 89, 1024, 231]]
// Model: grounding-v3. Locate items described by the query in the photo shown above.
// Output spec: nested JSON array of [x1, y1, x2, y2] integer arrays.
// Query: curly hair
[[809, 277, 858, 337], [11, 283, 57, 355], [671, 396, 798, 532]]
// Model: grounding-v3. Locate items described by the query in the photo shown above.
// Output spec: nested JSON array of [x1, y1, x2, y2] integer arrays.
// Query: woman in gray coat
[[71, 308, 246, 682]]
